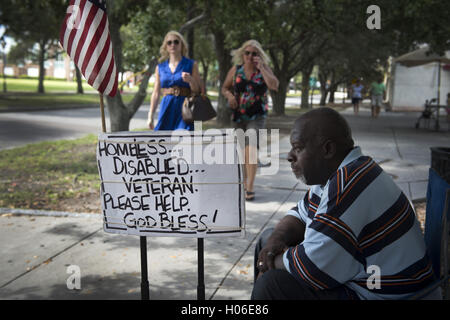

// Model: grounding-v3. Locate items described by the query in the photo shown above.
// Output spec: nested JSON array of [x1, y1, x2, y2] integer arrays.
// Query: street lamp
[[0, 36, 6, 93]]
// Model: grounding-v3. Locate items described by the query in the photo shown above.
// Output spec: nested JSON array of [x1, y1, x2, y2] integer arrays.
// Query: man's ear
[[322, 139, 336, 159]]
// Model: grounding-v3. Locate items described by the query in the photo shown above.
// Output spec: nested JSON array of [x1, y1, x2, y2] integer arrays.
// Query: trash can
[[428, 147, 450, 299], [430, 147, 450, 184]]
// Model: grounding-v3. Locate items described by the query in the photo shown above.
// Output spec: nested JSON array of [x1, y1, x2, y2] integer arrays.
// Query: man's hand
[[257, 238, 287, 273], [256, 216, 306, 275]]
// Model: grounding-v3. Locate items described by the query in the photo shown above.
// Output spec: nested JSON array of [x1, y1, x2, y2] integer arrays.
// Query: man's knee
[[251, 269, 299, 300], [252, 269, 281, 300], [251, 269, 358, 300]]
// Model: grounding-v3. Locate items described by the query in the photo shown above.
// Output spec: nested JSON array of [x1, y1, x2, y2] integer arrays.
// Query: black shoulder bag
[[182, 94, 217, 125]]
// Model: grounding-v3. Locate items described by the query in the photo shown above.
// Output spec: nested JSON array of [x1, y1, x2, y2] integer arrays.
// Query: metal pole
[[99, 93, 152, 301], [99, 94, 107, 133], [140, 236, 150, 300], [436, 62, 441, 131], [437, 61, 441, 106], [197, 238, 205, 300]]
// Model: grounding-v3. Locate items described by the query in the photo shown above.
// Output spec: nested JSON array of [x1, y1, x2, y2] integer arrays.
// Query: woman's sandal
[[245, 191, 255, 201]]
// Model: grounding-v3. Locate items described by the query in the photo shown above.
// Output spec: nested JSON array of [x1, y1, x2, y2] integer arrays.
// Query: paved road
[[0, 93, 339, 151], [0, 105, 150, 150]]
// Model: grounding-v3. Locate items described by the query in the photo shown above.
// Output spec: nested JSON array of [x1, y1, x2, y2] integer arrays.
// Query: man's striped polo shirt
[[282, 146, 441, 299]]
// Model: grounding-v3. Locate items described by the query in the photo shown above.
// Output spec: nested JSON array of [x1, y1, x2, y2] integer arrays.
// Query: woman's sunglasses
[[244, 50, 259, 57], [167, 39, 180, 46]]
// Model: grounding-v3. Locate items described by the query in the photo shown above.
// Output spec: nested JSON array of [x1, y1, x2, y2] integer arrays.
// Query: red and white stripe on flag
[[59, 0, 118, 97]]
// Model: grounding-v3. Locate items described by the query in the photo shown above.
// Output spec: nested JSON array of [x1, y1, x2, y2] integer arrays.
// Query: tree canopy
[[1, 0, 449, 130]]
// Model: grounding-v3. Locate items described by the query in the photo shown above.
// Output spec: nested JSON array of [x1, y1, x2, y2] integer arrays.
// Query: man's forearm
[[268, 215, 306, 247]]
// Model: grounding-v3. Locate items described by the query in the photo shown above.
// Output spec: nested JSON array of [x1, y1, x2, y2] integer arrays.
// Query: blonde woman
[[222, 40, 279, 201], [148, 31, 201, 130]]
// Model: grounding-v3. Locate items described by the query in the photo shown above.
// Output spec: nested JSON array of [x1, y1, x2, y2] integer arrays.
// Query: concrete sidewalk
[[0, 107, 449, 300]]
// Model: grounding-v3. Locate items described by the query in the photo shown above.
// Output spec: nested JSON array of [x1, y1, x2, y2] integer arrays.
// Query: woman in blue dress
[[147, 31, 201, 131]]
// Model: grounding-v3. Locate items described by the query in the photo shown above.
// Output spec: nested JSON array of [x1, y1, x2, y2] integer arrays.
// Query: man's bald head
[[288, 108, 355, 185], [294, 107, 354, 155]]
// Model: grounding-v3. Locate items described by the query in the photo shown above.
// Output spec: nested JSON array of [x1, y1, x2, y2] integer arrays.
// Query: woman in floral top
[[222, 40, 279, 201]]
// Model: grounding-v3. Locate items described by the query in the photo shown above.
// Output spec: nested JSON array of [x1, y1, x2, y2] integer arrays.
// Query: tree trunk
[[300, 63, 314, 109], [187, 29, 194, 58], [199, 58, 209, 93], [319, 87, 328, 106], [327, 71, 337, 103], [300, 75, 311, 109], [75, 65, 83, 94], [105, 60, 156, 132], [37, 41, 46, 94], [212, 29, 232, 126], [105, 94, 130, 132], [300, 80, 309, 109], [328, 84, 338, 103], [105, 5, 156, 132], [271, 76, 288, 115], [127, 60, 157, 115], [318, 68, 329, 106], [202, 64, 208, 89], [186, 4, 195, 58]]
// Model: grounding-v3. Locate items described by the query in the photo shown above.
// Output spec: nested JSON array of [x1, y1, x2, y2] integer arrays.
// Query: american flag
[[59, 0, 118, 97]]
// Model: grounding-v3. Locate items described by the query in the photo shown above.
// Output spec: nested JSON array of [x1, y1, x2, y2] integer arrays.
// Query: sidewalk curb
[[0, 207, 99, 218], [0, 104, 99, 113]]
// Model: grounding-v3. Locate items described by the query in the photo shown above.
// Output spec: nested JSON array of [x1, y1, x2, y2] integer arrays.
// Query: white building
[[388, 47, 450, 111]]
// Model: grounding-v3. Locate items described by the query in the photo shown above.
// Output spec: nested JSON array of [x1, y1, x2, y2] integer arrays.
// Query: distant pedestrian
[[350, 79, 364, 115], [221, 40, 279, 201], [147, 31, 202, 131], [370, 77, 386, 118]]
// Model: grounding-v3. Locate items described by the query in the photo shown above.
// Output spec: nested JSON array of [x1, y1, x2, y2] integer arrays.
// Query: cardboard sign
[[96, 130, 245, 238]]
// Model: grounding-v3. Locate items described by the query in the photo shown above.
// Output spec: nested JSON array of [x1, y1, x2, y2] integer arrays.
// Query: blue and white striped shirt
[[283, 147, 440, 299]]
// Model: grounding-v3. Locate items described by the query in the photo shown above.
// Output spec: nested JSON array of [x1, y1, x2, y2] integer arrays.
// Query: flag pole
[[98, 92, 150, 300], [197, 238, 205, 300], [99, 93, 107, 133]]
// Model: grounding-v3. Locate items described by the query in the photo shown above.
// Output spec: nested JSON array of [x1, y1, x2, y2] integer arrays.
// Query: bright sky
[[0, 25, 15, 53]]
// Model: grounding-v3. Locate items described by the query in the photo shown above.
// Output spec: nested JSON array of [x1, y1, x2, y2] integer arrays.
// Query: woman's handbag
[[182, 94, 217, 125]]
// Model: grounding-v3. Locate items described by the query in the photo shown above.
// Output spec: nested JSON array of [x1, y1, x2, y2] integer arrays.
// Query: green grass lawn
[[0, 78, 146, 110], [2, 77, 154, 93], [0, 78, 219, 110], [0, 134, 100, 211], [0, 92, 138, 110], [2, 78, 98, 93]]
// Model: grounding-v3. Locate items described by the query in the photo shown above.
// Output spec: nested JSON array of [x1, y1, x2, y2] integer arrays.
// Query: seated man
[[252, 107, 441, 300]]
